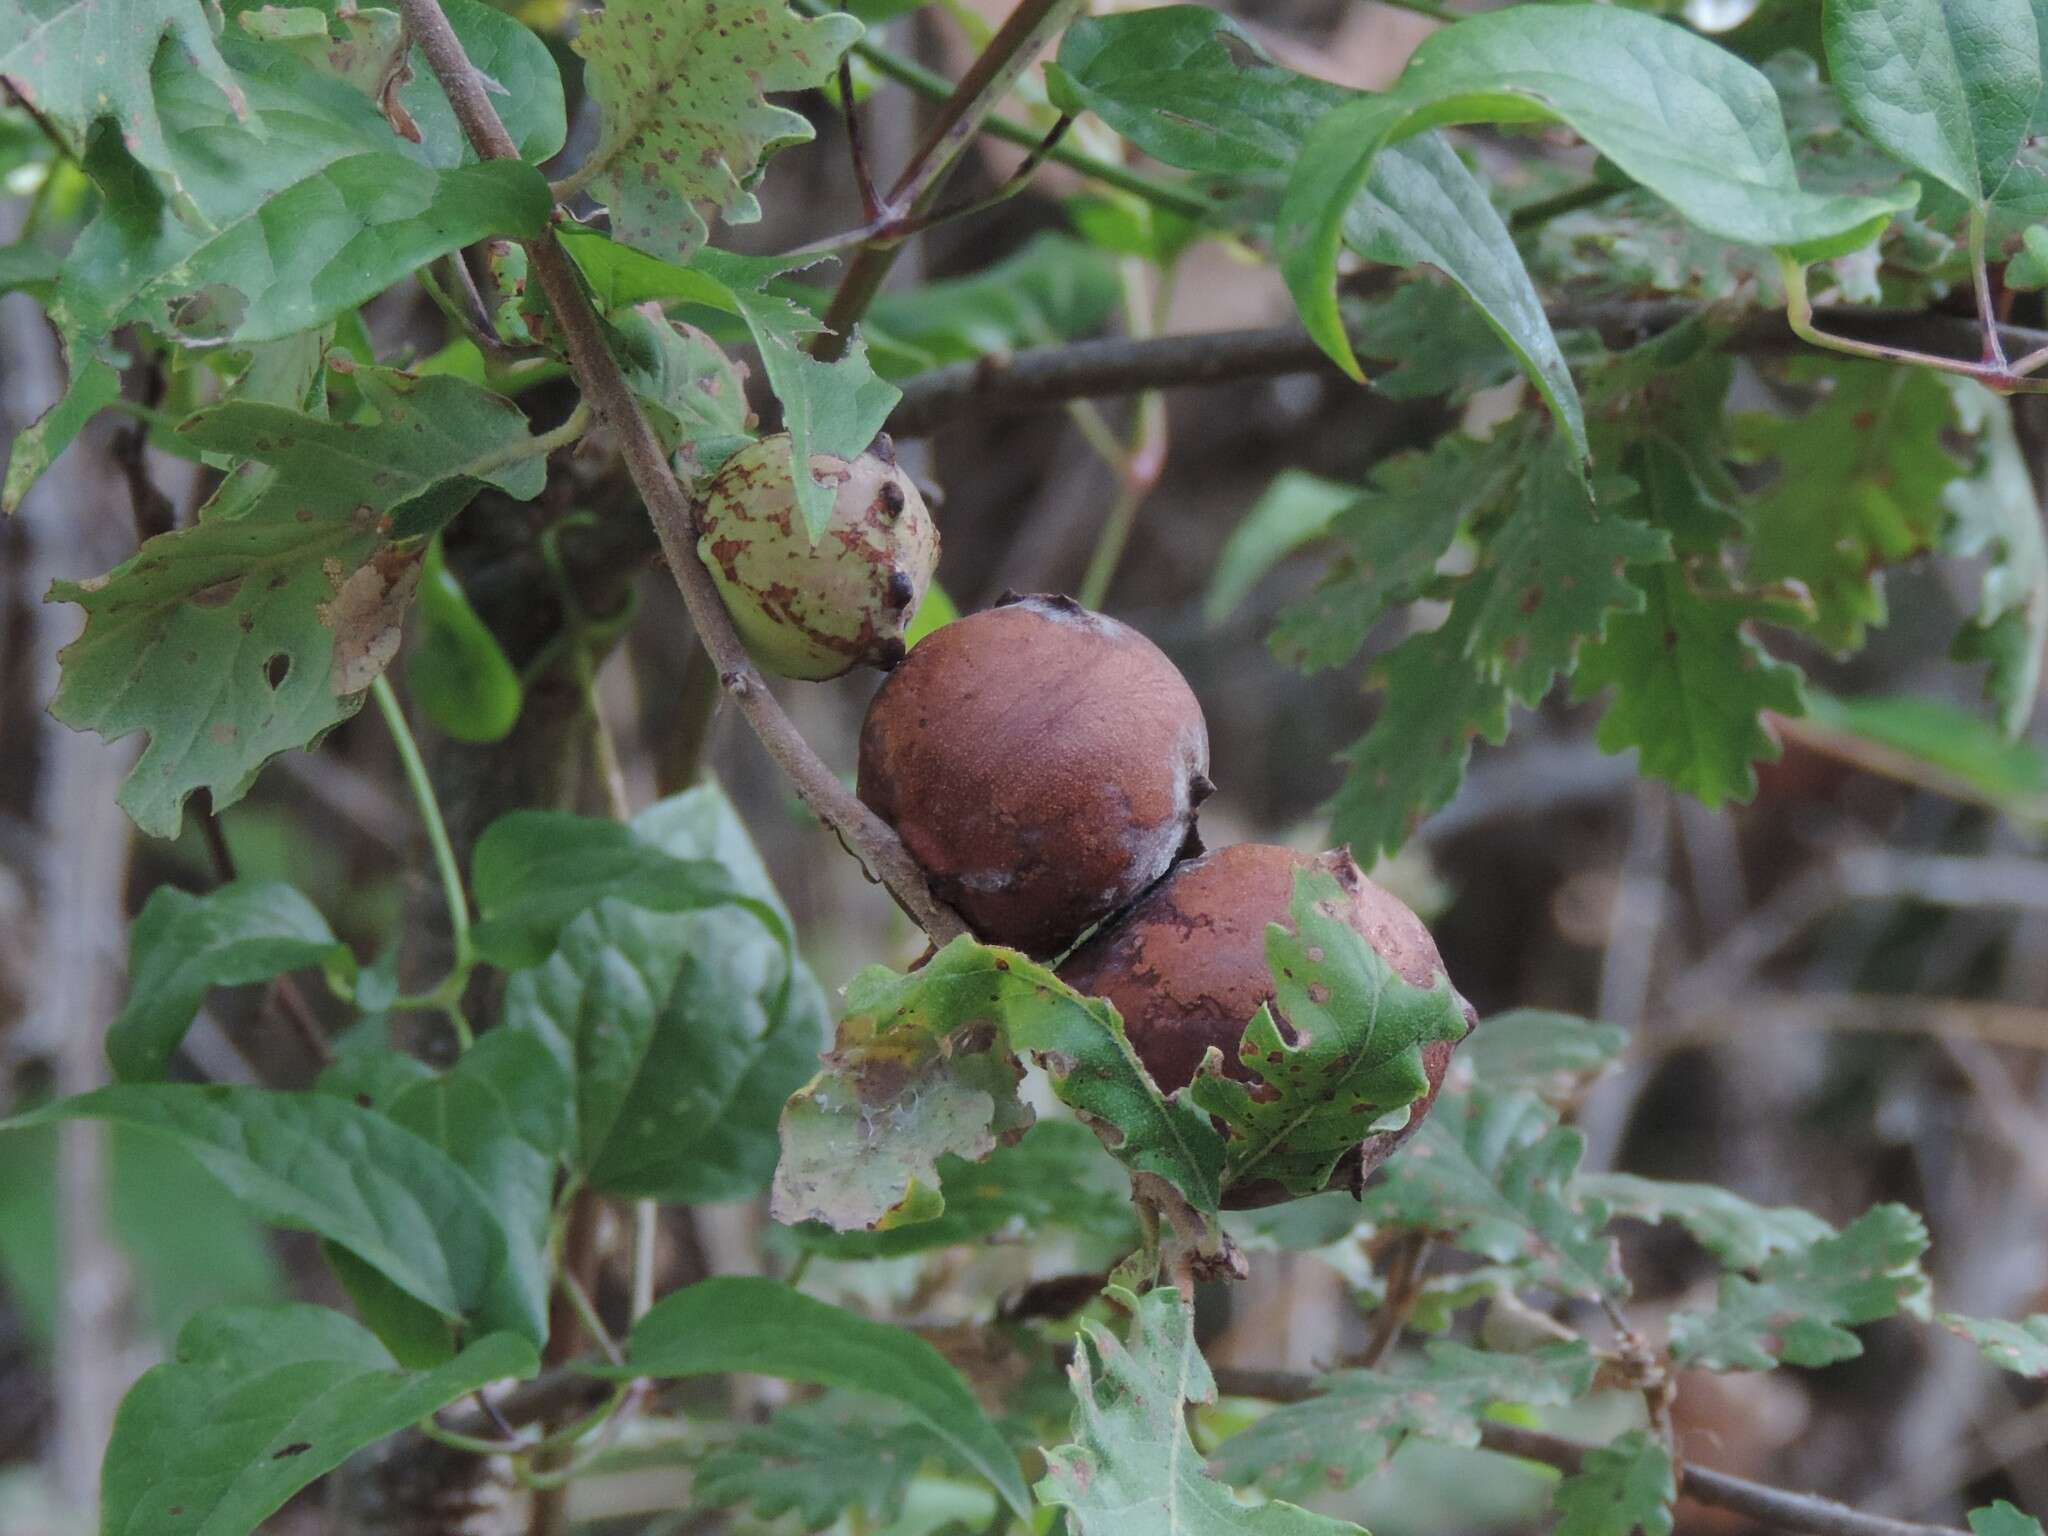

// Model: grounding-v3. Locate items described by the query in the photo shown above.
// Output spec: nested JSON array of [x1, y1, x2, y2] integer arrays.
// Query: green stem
[[1777, 254, 2038, 390], [417, 1416, 531, 1457], [1970, 204, 2006, 366], [371, 675, 475, 1050], [559, 1271, 624, 1367], [1368, 0, 1460, 21], [810, 2, 1210, 220], [1077, 259, 1171, 609]]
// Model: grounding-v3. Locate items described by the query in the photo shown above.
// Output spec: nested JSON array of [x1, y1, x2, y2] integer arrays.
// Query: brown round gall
[[856, 593, 1212, 958], [1057, 842, 1473, 1207]]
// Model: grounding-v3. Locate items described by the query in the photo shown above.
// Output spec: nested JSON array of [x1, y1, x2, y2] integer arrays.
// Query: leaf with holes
[[0, 0, 243, 189], [109, 881, 357, 1083], [1941, 1312, 2048, 1377], [1552, 1432, 1676, 1536], [603, 1276, 1030, 1520], [1040, 1285, 1362, 1536], [570, 0, 860, 263], [1210, 1341, 1595, 1500], [1670, 1203, 1932, 1370], [1360, 1085, 1624, 1300], [773, 939, 1224, 1233], [787, 1119, 1136, 1260], [47, 367, 547, 838], [1188, 866, 1470, 1202], [5, 30, 550, 509], [100, 1305, 534, 1536]]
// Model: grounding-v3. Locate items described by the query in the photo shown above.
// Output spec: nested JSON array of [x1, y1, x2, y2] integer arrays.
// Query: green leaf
[[1551, 1432, 1676, 1536], [1361, 1085, 1624, 1299], [608, 310, 756, 479], [1736, 361, 1963, 652], [1204, 471, 1353, 630], [1271, 429, 1520, 674], [861, 233, 1122, 375], [500, 785, 827, 1203], [1050, 7, 1586, 459], [1326, 601, 1512, 865], [1460, 1010, 1626, 1099], [1670, 1203, 1932, 1370], [101, 1305, 535, 1536], [605, 1276, 1030, 1520], [402, 0, 568, 166], [47, 366, 548, 838], [1210, 1341, 1596, 1499], [407, 538, 522, 744], [694, 1398, 946, 1532], [1803, 690, 2048, 815], [0, 354, 118, 515], [707, 260, 901, 542], [0, 0, 244, 189], [381, 1029, 568, 1348], [1279, 5, 1911, 381], [1823, 0, 2039, 204], [1458, 443, 1668, 703], [1564, 436, 1810, 806], [788, 1119, 1136, 1260], [9, 1084, 546, 1343], [1579, 1174, 1834, 1270], [1972, 1504, 2048, 1536], [1188, 866, 1470, 1201], [773, 938, 1225, 1232], [1571, 562, 1807, 807], [1939, 1312, 2048, 1377], [54, 33, 549, 350], [469, 807, 785, 968], [1944, 382, 2048, 735], [1039, 1285, 1363, 1536], [570, 0, 860, 262], [109, 880, 356, 1082]]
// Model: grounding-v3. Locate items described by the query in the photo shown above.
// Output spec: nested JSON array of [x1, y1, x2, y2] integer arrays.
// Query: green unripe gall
[[697, 433, 939, 681]]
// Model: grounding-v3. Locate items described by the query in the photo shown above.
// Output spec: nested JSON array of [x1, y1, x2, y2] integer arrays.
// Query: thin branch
[[814, 0, 1084, 360], [392, 0, 968, 945], [793, 0, 1210, 219], [1206, 1368, 1965, 1536], [886, 303, 2048, 433], [465, 1357, 1967, 1536]]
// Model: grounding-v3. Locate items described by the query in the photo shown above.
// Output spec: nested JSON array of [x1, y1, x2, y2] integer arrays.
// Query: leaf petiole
[[371, 675, 476, 1049]]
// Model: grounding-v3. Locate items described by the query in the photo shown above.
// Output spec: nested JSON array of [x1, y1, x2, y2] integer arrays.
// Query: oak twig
[[886, 304, 2048, 432], [392, 0, 968, 946]]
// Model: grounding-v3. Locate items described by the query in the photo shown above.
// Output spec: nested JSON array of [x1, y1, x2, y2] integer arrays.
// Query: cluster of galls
[[699, 439, 1471, 1206]]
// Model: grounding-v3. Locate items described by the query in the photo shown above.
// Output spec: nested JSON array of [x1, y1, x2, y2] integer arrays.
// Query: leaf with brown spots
[[48, 367, 547, 838], [570, 0, 860, 263], [773, 939, 1224, 1233], [1187, 867, 1470, 1202]]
